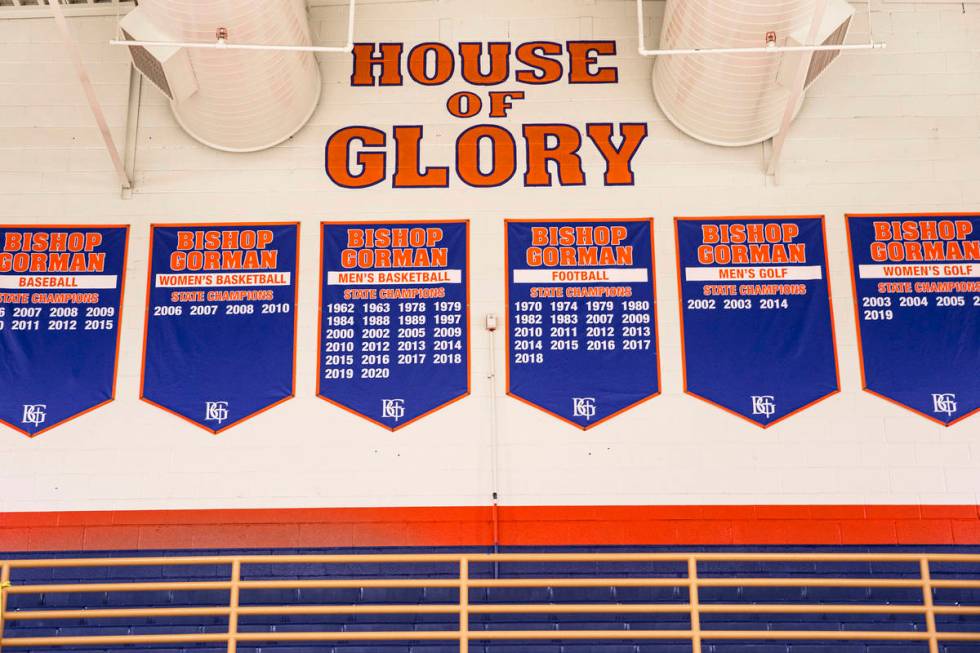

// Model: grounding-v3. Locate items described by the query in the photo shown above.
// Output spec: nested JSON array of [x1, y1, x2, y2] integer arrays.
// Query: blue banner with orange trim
[[847, 214, 979, 426], [317, 220, 470, 430], [0, 226, 128, 437], [141, 223, 298, 433], [676, 216, 839, 427], [505, 218, 659, 429]]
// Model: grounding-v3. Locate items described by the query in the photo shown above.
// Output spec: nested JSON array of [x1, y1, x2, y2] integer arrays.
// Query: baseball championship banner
[[0, 226, 128, 437], [847, 213, 979, 426], [675, 216, 839, 427], [318, 220, 470, 430], [506, 218, 660, 428], [140, 223, 299, 433]]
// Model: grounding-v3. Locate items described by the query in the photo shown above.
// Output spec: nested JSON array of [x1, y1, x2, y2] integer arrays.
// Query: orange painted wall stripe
[[1, 506, 979, 552]]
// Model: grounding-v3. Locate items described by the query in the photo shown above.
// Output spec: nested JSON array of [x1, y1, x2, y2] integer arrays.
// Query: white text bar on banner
[[684, 266, 823, 282], [155, 272, 292, 288], [327, 270, 462, 286], [0, 275, 119, 289], [513, 268, 648, 284], [858, 263, 980, 279]]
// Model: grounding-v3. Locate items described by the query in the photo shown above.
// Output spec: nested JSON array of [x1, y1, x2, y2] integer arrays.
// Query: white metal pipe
[[109, 39, 355, 53], [485, 314, 501, 561], [487, 320, 499, 501], [635, 0, 885, 56], [642, 42, 884, 55], [109, 0, 356, 53]]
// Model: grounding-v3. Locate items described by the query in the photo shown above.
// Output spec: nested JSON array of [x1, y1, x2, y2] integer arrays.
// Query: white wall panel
[[0, 0, 977, 513]]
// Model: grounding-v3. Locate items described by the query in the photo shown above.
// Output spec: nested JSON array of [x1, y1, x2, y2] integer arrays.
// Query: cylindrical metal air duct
[[652, 0, 816, 147], [137, 0, 321, 152]]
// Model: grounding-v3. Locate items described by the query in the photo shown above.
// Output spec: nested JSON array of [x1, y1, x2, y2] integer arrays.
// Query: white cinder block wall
[[0, 0, 978, 513]]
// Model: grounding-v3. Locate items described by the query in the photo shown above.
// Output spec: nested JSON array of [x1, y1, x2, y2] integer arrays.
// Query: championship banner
[[847, 213, 979, 426], [141, 223, 298, 433], [506, 218, 660, 429], [0, 226, 128, 437], [675, 216, 839, 427], [318, 220, 470, 430]]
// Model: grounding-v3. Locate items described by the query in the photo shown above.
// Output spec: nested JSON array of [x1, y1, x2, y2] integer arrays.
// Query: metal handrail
[[1, 552, 978, 653]]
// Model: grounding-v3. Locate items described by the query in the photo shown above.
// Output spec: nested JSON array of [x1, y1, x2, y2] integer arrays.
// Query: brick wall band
[[2, 505, 980, 552]]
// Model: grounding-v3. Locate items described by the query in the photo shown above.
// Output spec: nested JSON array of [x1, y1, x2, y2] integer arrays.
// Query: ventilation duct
[[120, 0, 321, 152], [652, 0, 853, 147]]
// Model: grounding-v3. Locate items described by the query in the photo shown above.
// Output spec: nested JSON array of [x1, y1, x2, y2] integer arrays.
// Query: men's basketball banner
[[318, 220, 470, 430], [0, 226, 128, 437], [675, 216, 839, 427], [506, 218, 659, 428], [847, 213, 979, 426], [141, 223, 298, 433]]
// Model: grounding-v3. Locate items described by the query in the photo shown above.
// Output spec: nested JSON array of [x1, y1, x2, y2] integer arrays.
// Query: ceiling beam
[[48, 0, 131, 190], [0, 0, 133, 20], [766, 0, 829, 177]]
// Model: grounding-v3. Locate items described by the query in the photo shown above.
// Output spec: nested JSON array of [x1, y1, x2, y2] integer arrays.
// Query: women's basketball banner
[[675, 216, 839, 427], [847, 213, 979, 426], [317, 220, 470, 430], [141, 223, 298, 433], [0, 226, 128, 437], [506, 218, 659, 429]]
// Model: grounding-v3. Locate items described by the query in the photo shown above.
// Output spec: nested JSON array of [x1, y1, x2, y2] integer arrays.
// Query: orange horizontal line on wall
[[1, 506, 979, 552]]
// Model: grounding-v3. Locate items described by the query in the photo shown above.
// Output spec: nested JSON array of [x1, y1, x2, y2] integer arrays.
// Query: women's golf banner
[[0, 226, 128, 437], [318, 220, 470, 430], [675, 216, 839, 427], [506, 218, 660, 429], [140, 223, 299, 433], [847, 214, 979, 426]]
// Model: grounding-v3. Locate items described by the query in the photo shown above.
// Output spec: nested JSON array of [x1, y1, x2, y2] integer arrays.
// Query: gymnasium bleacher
[[3, 547, 980, 653]]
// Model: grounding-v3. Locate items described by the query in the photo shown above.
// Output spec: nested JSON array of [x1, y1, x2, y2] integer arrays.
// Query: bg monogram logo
[[382, 399, 406, 422], [205, 401, 229, 425], [572, 397, 596, 421], [932, 393, 957, 417], [751, 395, 776, 420], [22, 404, 47, 427]]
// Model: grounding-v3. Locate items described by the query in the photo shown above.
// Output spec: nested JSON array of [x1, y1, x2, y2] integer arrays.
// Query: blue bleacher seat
[[711, 645, 788, 653], [633, 645, 693, 653], [785, 645, 868, 653], [561, 645, 635, 653], [360, 587, 425, 604], [614, 586, 686, 603], [481, 645, 561, 653]]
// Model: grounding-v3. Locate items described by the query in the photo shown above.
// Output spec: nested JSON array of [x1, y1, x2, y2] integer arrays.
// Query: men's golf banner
[[675, 216, 839, 427], [0, 226, 128, 437], [506, 218, 660, 429], [318, 220, 470, 430], [140, 223, 299, 433], [847, 214, 980, 426]]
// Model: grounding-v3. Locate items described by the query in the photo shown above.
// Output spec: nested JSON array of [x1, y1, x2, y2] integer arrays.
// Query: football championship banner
[[506, 218, 660, 428], [0, 225, 128, 437], [141, 223, 299, 433], [675, 216, 839, 427], [847, 213, 979, 426], [318, 220, 470, 430]]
